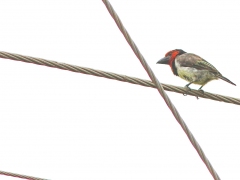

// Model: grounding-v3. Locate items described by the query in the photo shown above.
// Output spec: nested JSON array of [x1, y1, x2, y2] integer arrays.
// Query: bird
[[156, 49, 236, 92]]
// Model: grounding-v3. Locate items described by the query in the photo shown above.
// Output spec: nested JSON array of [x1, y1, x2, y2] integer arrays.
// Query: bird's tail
[[218, 75, 236, 86]]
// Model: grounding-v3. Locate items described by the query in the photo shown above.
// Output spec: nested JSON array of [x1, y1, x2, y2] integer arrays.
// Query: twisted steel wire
[[0, 170, 48, 180], [102, 0, 221, 179], [0, 51, 239, 105]]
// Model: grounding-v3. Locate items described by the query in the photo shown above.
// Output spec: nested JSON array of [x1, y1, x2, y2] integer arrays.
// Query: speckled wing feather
[[176, 53, 221, 75]]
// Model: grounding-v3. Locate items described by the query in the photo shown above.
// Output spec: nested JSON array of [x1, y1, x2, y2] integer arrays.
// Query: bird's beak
[[156, 56, 170, 65]]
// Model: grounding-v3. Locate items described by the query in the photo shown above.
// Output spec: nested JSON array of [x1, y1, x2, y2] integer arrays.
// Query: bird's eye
[[165, 51, 172, 57]]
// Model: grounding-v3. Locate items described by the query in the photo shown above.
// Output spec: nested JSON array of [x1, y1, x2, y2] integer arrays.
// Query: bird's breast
[[175, 61, 218, 85]]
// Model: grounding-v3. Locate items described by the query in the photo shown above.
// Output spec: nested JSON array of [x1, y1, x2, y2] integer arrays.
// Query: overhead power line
[[0, 51, 239, 105], [102, 0, 221, 179], [0, 1, 238, 179], [0, 170, 48, 180]]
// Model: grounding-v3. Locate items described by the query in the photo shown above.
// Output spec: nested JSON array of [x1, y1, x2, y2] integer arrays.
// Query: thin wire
[[102, 0, 220, 180], [0, 170, 48, 180], [0, 51, 239, 105]]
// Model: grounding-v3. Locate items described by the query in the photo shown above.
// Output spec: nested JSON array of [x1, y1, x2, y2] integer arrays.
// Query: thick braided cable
[[0, 51, 239, 105], [102, 0, 220, 179], [0, 170, 48, 180]]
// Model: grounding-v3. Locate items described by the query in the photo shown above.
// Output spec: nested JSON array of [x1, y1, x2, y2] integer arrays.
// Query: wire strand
[[0, 51, 239, 105], [0, 170, 48, 180], [102, 0, 221, 179]]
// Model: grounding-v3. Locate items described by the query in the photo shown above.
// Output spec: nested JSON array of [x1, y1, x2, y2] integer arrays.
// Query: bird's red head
[[157, 49, 186, 66], [157, 49, 186, 75]]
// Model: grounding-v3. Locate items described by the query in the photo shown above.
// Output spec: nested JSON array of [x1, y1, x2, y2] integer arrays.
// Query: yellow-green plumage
[[176, 67, 217, 85], [174, 53, 235, 87]]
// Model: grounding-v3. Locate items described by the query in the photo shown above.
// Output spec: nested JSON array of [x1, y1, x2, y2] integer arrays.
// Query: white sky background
[[0, 0, 240, 179]]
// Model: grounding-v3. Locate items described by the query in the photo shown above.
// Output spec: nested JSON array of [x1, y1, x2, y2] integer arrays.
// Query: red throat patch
[[168, 51, 179, 70]]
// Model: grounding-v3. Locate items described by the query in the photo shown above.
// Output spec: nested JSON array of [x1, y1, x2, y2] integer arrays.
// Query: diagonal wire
[[102, 0, 220, 179], [0, 51, 239, 105], [0, 170, 48, 180]]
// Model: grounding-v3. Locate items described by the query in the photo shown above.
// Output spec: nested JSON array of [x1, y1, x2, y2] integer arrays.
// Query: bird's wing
[[176, 53, 221, 74]]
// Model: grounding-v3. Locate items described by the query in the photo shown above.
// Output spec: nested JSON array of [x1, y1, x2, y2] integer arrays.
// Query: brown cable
[[0, 51, 238, 105], [0, 170, 48, 180], [102, 0, 221, 179]]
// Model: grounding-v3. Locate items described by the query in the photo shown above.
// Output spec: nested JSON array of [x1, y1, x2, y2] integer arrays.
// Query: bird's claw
[[194, 89, 204, 100], [198, 89, 204, 94], [182, 85, 204, 100], [183, 85, 191, 96]]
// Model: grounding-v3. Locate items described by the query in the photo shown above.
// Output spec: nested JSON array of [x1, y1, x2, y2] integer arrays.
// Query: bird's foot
[[183, 85, 191, 96], [198, 89, 204, 94], [194, 89, 204, 99]]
